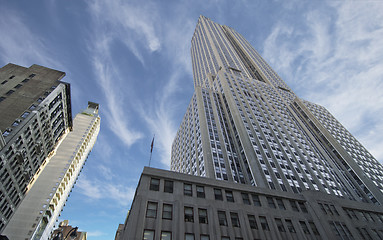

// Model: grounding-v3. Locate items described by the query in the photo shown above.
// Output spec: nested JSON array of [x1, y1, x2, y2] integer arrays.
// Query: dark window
[[185, 207, 194, 222], [198, 208, 208, 223], [146, 202, 157, 218], [162, 204, 172, 220], [214, 188, 223, 200], [259, 216, 269, 230], [309, 221, 319, 235], [290, 200, 299, 212], [149, 178, 160, 191], [185, 234, 194, 240], [252, 194, 261, 206], [14, 84, 22, 89], [275, 218, 285, 232], [285, 219, 296, 233], [1, 80, 7, 84], [267, 197, 276, 208], [225, 190, 234, 202], [29, 74, 36, 78], [196, 185, 205, 198], [6, 90, 14, 96], [230, 212, 240, 227], [184, 183, 192, 196], [143, 230, 155, 240], [298, 202, 308, 213], [22, 78, 30, 83], [9, 75, 15, 79], [0, 97, 5, 102], [164, 180, 173, 193], [300, 221, 310, 234], [218, 211, 227, 226], [242, 193, 250, 205], [276, 198, 286, 210], [248, 214, 258, 229]]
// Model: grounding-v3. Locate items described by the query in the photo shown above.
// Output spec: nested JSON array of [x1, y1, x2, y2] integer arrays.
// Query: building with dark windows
[[117, 16, 383, 239], [0, 63, 72, 233]]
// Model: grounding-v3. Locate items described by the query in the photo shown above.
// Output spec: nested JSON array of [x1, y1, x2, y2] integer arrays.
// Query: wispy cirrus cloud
[[0, 7, 62, 69], [262, 1, 383, 161]]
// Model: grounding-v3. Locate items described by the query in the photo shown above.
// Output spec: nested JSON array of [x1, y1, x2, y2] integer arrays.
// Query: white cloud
[[76, 178, 102, 199], [262, 1, 383, 161], [87, 230, 105, 237]]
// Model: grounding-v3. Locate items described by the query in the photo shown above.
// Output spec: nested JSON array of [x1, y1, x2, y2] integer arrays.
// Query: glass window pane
[[143, 230, 154, 240], [161, 231, 172, 240]]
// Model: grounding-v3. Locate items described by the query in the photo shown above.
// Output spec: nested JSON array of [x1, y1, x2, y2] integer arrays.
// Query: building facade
[[119, 16, 383, 240], [0, 64, 72, 232], [2, 102, 100, 240]]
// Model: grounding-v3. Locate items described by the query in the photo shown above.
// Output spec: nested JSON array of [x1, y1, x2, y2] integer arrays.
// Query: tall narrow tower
[[171, 15, 383, 205]]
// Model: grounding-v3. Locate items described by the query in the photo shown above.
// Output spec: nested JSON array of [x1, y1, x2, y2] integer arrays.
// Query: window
[[285, 219, 296, 233], [161, 231, 172, 240], [184, 183, 192, 196], [221, 237, 230, 240], [201, 235, 209, 240], [149, 178, 160, 191], [242, 193, 250, 205], [214, 188, 223, 200], [267, 197, 276, 208], [185, 207, 194, 222], [276, 198, 285, 210], [14, 84, 22, 89], [1, 80, 7, 84], [196, 185, 205, 198], [146, 202, 157, 218], [230, 212, 240, 227], [185, 234, 194, 240], [300, 221, 310, 234], [309, 221, 319, 235], [22, 78, 30, 83], [6, 90, 14, 96], [290, 200, 299, 212], [248, 214, 258, 229], [198, 208, 208, 223], [29, 74, 36, 78], [143, 230, 154, 240], [164, 180, 173, 193], [218, 211, 227, 226], [259, 216, 269, 230], [162, 204, 172, 220], [275, 218, 285, 232], [0, 97, 5, 102], [9, 75, 15, 79], [252, 194, 261, 206], [298, 202, 308, 213], [225, 190, 234, 202]]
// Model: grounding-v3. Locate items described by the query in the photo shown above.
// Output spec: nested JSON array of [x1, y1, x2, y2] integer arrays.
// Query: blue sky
[[1, 0, 383, 239]]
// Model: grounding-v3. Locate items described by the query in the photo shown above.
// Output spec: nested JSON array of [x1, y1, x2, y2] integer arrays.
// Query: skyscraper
[[117, 16, 383, 240], [171, 15, 383, 205], [0, 64, 72, 232], [2, 102, 100, 240]]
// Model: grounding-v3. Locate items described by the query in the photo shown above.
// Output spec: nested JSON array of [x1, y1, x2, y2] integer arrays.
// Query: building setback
[[0, 64, 72, 232], [2, 102, 100, 240], [118, 16, 383, 240]]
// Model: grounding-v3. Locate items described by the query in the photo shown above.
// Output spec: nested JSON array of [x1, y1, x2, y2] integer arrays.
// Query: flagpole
[[149, 135, 155, 167]]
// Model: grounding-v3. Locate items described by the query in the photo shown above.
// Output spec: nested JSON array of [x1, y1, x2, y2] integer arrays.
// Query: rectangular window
[[162, 204, 172, 220], [248, 214, 258, 229], [300, 221, 310, 234], [0, 97, 5, 102], [221, 237, 230, 240], [185, 234, 194, 240], [1, 80, 7, 84], [286, 219, 296, 233], [214, 188, 223, 200], [164, 180, 173, 193], [6, 90, 15, 95], [230, 212, 240, 227], [14, 84, 22, 89], [198, 208, 208, 223], [252, 194, 261, 206], [276, 198, 286, 210], [201, 235, 209, 240], [225, 190, 234, 202], [259, 216, 269, 230], [290, 200, 299, 212], [185, 207, 194, 222], [218, 210, 227, 226], [22, 78, 30, 83], [161, 231, 172, 240], [242, 193, 250, 205], [298, 202, 308, 213], [309, 221, 319, 235], [149, 178, 160, 191], [146, 202, 157, 218], [143, 230, 154, 240], [275, 218, 285, 232], [267, 197, 276, 208], [184, 183, 192, 196], [196, 185, 205, 198]]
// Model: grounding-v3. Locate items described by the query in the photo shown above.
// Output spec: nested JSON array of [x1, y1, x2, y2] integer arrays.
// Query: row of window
[[149, 178, 308, 213]]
